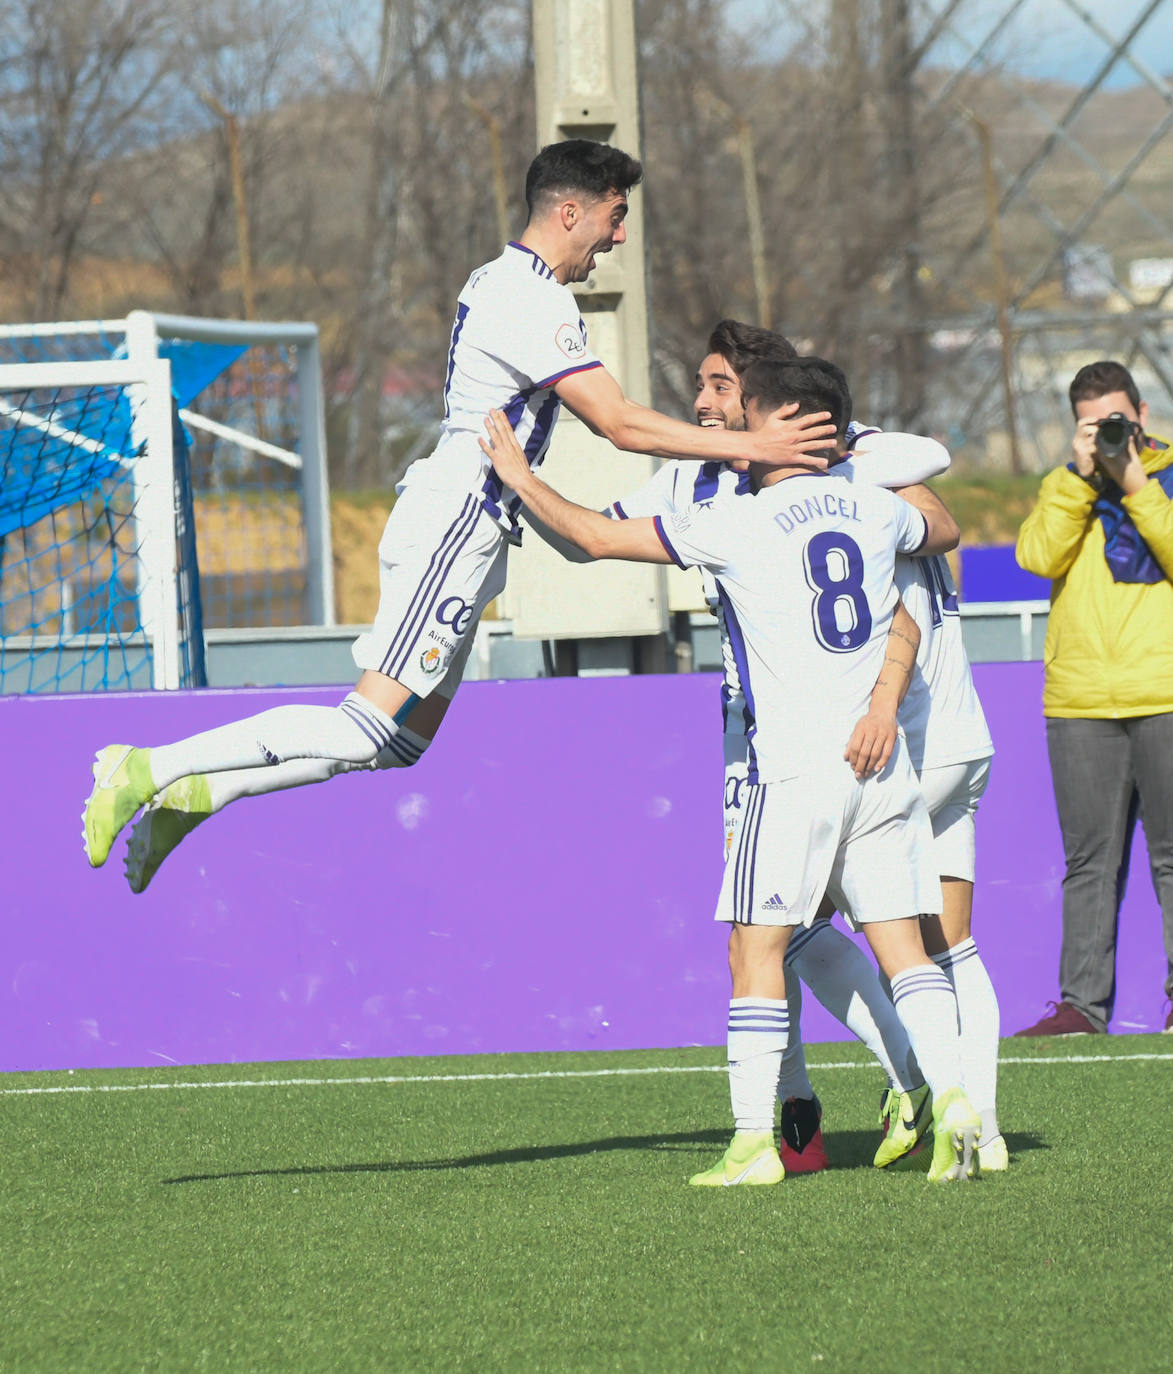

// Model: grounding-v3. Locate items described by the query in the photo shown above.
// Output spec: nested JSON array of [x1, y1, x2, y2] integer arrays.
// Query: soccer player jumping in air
[[81, 140, 834, 887], [480, 357, 984, 1184]]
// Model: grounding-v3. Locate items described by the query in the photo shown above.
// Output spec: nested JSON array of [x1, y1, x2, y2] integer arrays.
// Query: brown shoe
[[1014, 1001, 1101, 1036]]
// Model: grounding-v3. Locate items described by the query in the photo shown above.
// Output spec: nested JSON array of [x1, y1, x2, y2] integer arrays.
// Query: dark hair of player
[[706, 320, 798, 376], [739, 356, 853, 440], [1068, 359, 1142, 416], [525, 140, 644, 217]]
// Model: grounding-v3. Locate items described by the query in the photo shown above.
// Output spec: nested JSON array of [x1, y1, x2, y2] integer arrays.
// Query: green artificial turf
[[2, 1039, 1171, 1373]]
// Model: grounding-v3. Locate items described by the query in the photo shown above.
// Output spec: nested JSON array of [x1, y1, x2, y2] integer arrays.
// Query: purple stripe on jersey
[[442, 302, 470, 421], [381, 496, 481, 679], [505, 391, 563, 522], [524, 391, 561, 462], [692, 463, 722, 502], [845, 427, 880, 449], [652, 516, 686, 568], [480, 389, 534, 517], [715, 582, 760, 782], [918, 559, 943, 630], [612, 501, 628, 520], [930, 556, 959, 615], [507, 241, 555, 278], [534, 359, 603, 390]]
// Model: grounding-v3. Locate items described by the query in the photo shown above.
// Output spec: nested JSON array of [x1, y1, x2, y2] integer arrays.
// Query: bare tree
[[0, 0, 189, 317]]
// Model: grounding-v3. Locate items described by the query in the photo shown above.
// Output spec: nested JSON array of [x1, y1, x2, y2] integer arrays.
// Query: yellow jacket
[[1016, 434, 1173, 718]]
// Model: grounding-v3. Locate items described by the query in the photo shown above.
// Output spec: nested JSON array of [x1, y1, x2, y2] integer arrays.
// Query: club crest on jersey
[[555, 321, 587, 359], [420, 646, 444, 675]]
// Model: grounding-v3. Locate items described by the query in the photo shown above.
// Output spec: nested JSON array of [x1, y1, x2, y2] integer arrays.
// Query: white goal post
[[0, 356, 182, 688], [0, 310, 334, 694]]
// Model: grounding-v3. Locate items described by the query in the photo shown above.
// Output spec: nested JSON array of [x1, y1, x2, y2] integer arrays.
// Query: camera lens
[[1094, 414, 1131, 460]]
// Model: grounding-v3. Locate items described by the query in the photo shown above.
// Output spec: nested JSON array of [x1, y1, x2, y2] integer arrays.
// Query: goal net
[[0, 312, 332, 694]]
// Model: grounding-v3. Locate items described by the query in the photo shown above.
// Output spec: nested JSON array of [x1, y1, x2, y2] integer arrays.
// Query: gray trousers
[[1046, 713, 1173, 1030]]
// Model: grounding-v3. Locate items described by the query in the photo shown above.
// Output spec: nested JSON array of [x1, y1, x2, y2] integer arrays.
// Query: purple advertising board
[[1, 664, 1168, 1073]]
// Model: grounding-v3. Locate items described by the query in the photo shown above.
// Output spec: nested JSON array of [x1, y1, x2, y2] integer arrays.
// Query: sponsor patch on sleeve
[[555, 322, 587, 360]]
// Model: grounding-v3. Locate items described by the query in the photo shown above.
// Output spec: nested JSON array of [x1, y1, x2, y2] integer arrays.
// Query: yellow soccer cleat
[[689, 1131, 785, 1188], [124, 774, 213, 893], [927, 1086, 982, 1183], [976, 1133, 1009, 1173], [82, 746, 157, 868], [874, 1083, 933, 1168]]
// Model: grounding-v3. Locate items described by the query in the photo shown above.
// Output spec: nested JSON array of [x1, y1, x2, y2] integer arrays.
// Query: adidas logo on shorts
[[761, 892, 788, 912]]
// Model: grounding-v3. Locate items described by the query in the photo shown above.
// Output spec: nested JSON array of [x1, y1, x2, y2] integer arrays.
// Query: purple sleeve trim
[[910, 511, 930, 553], [537, 360, 604, 390], [612, 501, 628, 520], [653, 516, 687, 568]]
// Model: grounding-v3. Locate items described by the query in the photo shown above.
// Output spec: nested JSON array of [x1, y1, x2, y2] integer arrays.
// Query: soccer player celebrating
[[692, 328, 1004, 1173], [599, 320, 952, 1174], [539, 319, 973, 1174], [480, 357, 984, 1185], [81, 140, 835, 886]]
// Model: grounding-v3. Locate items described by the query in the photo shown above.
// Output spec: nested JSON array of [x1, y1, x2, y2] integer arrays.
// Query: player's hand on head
[[480, 409, 529, 484], [844, 708, 897, 780], [752, 404, 836, 471]]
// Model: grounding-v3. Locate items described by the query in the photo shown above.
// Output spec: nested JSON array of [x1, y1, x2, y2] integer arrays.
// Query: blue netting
[[1, 321, 315, 692], [0, 382, 207, 693], [0, 339, 245, 540]]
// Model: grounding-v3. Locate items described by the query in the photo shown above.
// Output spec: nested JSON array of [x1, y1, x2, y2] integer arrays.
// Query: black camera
[[1094, 412, 1140, 461]]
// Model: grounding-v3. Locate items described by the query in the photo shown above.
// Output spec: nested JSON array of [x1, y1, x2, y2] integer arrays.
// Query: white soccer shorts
[[716, 748, 942, 929], [918, 756, 991, 884], [351, 487, 508, 699]]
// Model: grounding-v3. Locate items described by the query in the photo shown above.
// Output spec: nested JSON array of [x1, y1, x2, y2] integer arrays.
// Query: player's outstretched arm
[[554, 364, 834, 470], [519, 508, 597, 564], [899, 483, 961, 554], [849, 430, 951, 486], [481, 410, 672, 564], [844, 598, 920, 780]]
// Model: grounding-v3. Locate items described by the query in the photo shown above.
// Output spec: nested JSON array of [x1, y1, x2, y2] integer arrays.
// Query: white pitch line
[[1, 1051, 1171, 1097]]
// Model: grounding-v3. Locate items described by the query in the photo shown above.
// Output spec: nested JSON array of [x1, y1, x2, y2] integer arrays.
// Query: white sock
[[788, 923, 921, 1092], [776, 971, 814, 1102], [203, 728, 431, 813], [148, 692, 401, 792], [727, 998, 788, 1134], [888, 965, 963, 1099], [934, 939, 1000, 1139]]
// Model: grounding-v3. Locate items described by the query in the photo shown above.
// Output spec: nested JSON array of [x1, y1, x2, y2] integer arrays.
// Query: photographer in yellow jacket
[[1016, 359, 1173, 1036]]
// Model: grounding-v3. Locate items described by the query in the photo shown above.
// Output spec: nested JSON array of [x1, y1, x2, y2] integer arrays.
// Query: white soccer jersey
[[397, 241, 602, 541], [892, 556, 994, 771], [608, 428, 950, 742], [653, 475, 928, 783]]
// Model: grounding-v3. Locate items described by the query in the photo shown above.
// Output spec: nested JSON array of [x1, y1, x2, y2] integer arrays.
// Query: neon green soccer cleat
[[976, 1134, 1009, 1173], [689, 1131, 785, 1188], [928, 1086, 982, 1183], [82, 746, 157, 868], [874, 1083, 932, 1168], [124, 774, 213, 894]]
